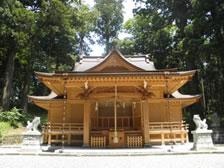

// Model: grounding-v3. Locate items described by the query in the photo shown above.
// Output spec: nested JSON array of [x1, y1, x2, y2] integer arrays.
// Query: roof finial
[[145, 54, 150, 63]]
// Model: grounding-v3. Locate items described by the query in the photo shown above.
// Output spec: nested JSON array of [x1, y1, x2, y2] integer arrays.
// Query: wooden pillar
[[83, 101, 91, 147], [132, 102, 135, 128], [142, 100, 150, 147]]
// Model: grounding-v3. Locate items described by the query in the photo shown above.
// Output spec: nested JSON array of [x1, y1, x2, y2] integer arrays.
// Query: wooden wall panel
[[133, 102, 141, 129], [152, 89, 163, 98], [148, 103, 166, 122], [148, 103, 183, 122], [67, 87, 82, 99], [49, 108, 63, 123], [167, 105, 182, 122], [69, 103, 84, 123]]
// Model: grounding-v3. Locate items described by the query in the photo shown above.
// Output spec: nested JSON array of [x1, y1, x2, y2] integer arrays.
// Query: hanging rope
[[165, 73, 174, 146], [61, 79, 67, 151], [113, 84, 118, 143]]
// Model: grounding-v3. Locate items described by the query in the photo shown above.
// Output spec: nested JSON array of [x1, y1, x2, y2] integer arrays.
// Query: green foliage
[[0, 0, 93, 111], [0, 0, 35, 110], [122, 14, 177, 68], [126, 0, 224, 126], [94, 0, 124, 53], [76, 4, 98, 54], [114, 38, 135, 55], [0, 107, 25, 127], [35, 0, 78, 72]]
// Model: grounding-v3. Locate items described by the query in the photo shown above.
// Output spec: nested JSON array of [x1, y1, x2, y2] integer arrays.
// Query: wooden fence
[[42, 123, 83, 145], [127, 136, 143, 148], [148, 121, 189, 145], [90, 136, 106, 148]]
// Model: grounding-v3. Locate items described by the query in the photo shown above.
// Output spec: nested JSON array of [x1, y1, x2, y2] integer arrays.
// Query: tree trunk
[[21, 65, 31, 113], [105, 36, 110, 54], [80, 37, 84, 55], [2, 48, 16, 111]]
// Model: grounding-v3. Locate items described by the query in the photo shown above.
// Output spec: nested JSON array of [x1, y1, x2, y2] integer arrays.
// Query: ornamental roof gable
[[74, 49, 156, 72]]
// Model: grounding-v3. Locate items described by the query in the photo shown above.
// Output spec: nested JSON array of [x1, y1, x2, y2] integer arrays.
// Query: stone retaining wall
[[211, 127, 224, 144], [1, 135, 23, 145]]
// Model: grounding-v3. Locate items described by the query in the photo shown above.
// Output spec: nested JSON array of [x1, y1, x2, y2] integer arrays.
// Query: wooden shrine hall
[[29, 49, 200, 148]]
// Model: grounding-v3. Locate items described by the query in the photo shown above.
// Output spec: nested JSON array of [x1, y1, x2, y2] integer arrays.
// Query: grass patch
[[0, 122, 26, 137], [0, 122, 11, 138], [0, 122, 26, 144]]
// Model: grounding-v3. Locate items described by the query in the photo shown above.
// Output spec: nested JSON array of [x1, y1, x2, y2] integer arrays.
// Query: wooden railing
[[148, 121, 189, 145], [42, 123, 83, 145]]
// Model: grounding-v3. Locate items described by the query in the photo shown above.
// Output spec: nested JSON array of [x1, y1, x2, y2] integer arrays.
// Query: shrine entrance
[[91, 101, 135, 130], [90, 100, 143, 148]]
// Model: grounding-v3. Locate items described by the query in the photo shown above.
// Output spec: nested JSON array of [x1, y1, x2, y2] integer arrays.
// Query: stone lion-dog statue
[[26, 117, 41, 132], [193, 114, 208, 130]]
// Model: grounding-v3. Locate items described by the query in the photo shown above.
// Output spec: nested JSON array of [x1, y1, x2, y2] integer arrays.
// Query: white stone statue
[[26, 117, 41, 132], [191, 114, 214, 150], [22, 117, 41, 151], [193, 114, 208, 130]]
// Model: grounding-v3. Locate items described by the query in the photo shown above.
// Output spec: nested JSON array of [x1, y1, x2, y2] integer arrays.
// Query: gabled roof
[[73, 49, 156, 72]]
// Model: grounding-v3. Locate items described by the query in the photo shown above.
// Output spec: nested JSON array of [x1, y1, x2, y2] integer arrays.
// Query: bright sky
[[83, 0, 136, 55]]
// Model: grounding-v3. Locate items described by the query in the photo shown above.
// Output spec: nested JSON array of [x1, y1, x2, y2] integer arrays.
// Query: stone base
[[21, 131, 42, 151], [82, 144, 90, 148], [191, 129, 214, 150], [144, 143, 152, 148]]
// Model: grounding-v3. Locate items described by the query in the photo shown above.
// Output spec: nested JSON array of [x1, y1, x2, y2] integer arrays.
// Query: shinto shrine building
[[29, 49, 200, 148]]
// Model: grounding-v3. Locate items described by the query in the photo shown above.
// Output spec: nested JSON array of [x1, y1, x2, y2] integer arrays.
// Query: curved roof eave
[[34, 70, 197, 77], [171, 90, 201, 99], [28, 91, 58, 101]]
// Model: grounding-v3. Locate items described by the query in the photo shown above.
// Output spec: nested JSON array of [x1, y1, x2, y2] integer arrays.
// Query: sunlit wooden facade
[[29, 49, 200, 148]]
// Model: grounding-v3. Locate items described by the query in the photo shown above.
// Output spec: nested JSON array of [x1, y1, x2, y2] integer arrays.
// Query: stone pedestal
[[191, 129, 214, 150], [21, 131, 41, 151]]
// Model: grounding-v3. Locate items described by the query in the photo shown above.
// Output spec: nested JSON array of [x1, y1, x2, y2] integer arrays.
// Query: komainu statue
[[26, 117, 41, 132], [193, 114, 208, 130]]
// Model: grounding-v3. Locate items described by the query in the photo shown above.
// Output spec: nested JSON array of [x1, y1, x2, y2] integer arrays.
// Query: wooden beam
[[40, 76, 194, 96], [168, 79, 189, 94], [40, 80, 64, 95], [88, 92, 143, 99], [182, 98, 200, 108], [32, 100, 50, 110]]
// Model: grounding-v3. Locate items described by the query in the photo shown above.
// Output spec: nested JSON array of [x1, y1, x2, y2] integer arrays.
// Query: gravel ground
[[0, 154, 223, 168]]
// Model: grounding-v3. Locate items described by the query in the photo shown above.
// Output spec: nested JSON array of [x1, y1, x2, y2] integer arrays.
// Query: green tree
[[123, 14, 177, 69], [76, 4, 98, 55], [0, 0, 81, 112], [36, 0, 77, 72], [114, 37, 136, 55], [0, 0, 35, 111], [130, 0, 224, 126], [94, 0, 124, 53]]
